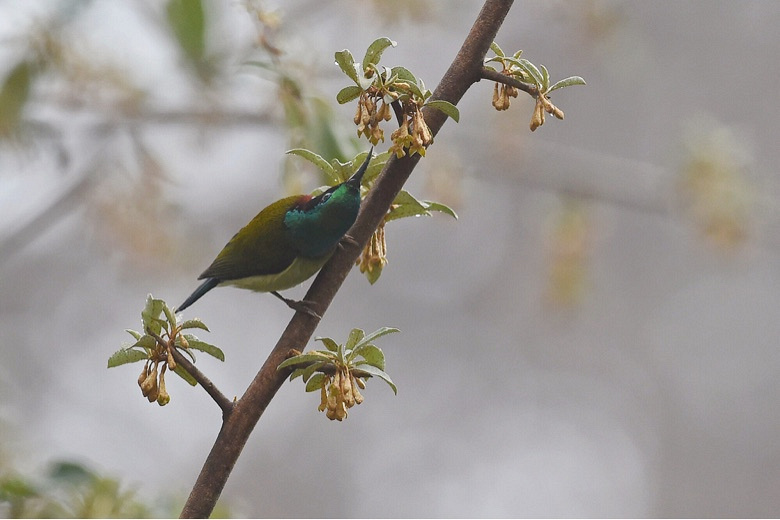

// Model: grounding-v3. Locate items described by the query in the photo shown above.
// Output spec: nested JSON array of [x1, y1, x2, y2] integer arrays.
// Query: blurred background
[[1, 0, 779, 517]]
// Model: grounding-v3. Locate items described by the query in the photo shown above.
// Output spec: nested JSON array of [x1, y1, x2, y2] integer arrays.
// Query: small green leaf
[[183, 334, 224, 361], [141, 294, 165, 335], [512, 49, 524, 59], [362, 37, 396, 70], [180, 318, 209, 332], [173, 364, 198, 386], [278, 352, 333, 370], [305, 373, 327, 392], [132, 334, 156, 350], [301, 361, 327, 382], [539, 63, 550, 92], [354, 365, 397, 395], [425, 100, 459, 123], [336, 85, 362, 104], [345, 328, 365, 350], [166, 0, 205, 65], [316, 337, 340, 353], [390, 66, 417, 84], [0, 61, 32, 134], [353, 344, 385, 371], [162, 302, 177, 329], [287, 148, 337, 181], [517, 58, 544, 87], [335, 49, 359, 84], [386, 190, 430, 222], [548, 75, 587, 92], [125, 329, 142, 341], [424, 201, 458, 219], [352, 326, 400, 351], [490, 41, 505, 57], [107, 348, 148, 368]]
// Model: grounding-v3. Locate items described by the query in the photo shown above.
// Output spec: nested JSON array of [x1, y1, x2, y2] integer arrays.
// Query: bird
[[176, 147, 374, 316]]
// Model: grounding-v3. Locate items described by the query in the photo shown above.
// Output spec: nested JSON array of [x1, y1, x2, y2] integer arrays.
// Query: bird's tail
[[175, 278, 220, 313]]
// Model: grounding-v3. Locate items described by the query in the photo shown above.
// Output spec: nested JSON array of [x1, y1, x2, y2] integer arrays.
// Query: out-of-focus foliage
[[678, 117, 753, 249]]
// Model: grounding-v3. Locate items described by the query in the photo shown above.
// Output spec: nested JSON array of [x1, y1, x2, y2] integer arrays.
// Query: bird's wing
[[199, 196, 300, 281]]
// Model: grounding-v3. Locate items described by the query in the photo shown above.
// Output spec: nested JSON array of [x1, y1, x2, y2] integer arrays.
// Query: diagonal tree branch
[[179, 1, 514, 517]]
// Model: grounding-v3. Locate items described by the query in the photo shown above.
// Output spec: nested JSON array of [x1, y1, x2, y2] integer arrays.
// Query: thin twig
[[171, 348, 235, 418], [480, 66, 538, 96]]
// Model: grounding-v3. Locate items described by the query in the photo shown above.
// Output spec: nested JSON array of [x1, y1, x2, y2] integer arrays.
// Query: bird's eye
[[319, 192, 331, 204]]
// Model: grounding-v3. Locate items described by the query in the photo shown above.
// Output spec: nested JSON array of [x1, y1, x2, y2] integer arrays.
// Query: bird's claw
[[272, 291, 321, 319]]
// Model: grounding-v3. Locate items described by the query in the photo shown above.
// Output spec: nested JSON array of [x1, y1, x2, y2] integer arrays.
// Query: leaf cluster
[[335, 37, 458, 157], [108, 295, 223, 405], [278, 327, 399, 420]]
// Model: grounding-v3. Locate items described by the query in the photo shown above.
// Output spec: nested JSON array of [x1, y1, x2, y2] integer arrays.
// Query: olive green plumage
[[176, 148, 373, 313]]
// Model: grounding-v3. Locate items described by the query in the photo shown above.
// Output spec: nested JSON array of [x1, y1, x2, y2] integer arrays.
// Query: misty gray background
[[2, 1, 780, 517]]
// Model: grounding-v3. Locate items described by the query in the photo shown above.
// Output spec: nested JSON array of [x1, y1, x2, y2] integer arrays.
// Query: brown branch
[[170, 348, 235, 418], [179, 1, 514, 517], [480, 65, 539, 96]]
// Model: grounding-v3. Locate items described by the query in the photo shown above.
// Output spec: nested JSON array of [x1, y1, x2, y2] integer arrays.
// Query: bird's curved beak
[[346, 146, 374, 189]]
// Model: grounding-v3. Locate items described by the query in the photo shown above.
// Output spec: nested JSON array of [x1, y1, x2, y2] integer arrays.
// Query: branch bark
[[179, 1, 514, 517]]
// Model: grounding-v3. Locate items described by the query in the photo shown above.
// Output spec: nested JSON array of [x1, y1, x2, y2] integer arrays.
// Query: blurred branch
[[0, 134, 113, 266], [179, 0, 515, 517]]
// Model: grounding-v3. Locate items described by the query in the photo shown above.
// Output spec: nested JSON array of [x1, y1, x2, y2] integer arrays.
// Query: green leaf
[[548, 75, 587, 92], [287, 148, 337, 182], [132, 334, 156, 350], [278, 352, 333, 371], [386, 190, 430, 222], [173, 364, 198, 386], [316, 336, 340, 353], [305, 373, 327, 392], [0, 61, 31, 135], [352, 326, 399, 351], [336, 85, 362, 104], [362, 37, 396, 70], [334, 49, 359, 84], [539, 63, 550, 92], [162, 302, 176, 329], [301, 361, 327, 382], [180, 318, 209, 332], [183, 334, 224, 361], [141, 294, 164, 335], [354, 365, 397, 395], [107, 348, 148, 368], [424, 99, 459, 123], [490, 41, 505, 57], [125, 329, 142, 341], [517, 58, 544, 87], [166, 0, 205, 65], [424, 200, 458, 219], [353, 344, 385, 371], [345, 328, 365, 350]]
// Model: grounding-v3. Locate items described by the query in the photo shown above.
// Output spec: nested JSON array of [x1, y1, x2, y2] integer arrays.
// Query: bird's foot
[[272, 291, 321, 319]]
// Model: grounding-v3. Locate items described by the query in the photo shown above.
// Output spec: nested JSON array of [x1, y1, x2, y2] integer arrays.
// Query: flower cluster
[[318, 366, 365, 421], [484, 41, 585, 131], [388, 102, 433, 158], [491, 79, 518, 111], [109, 295, 223, 406], [336, 37, 457, 158], [278, 327, 398, 422], [356, 219, 388, 284], [354, 88, 393, 144]]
